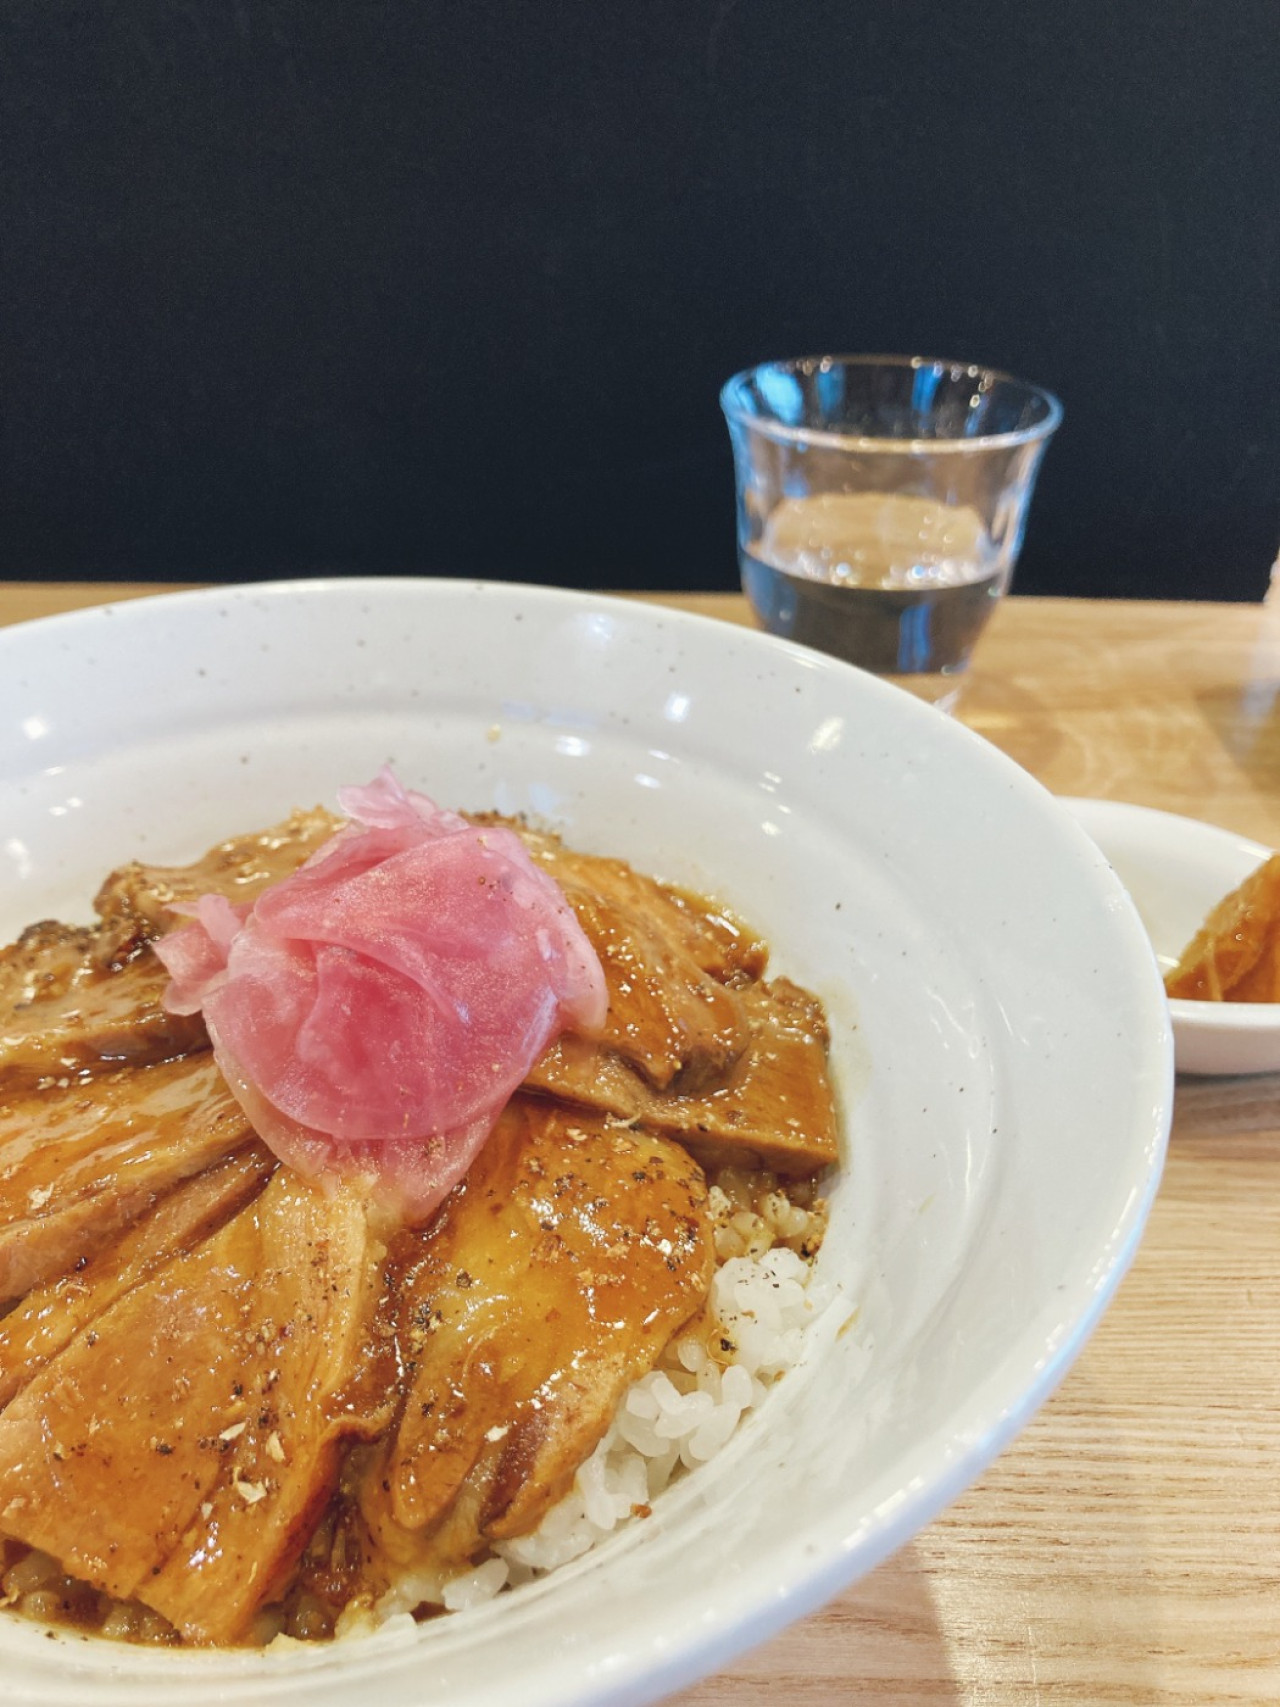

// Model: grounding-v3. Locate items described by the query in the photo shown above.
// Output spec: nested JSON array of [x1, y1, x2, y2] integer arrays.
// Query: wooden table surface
[[5, 582, 1280, 1704]]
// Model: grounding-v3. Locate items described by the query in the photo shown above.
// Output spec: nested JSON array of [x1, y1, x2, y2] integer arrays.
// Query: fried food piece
[[364, 1097, 712, 1576], [0, 1172, 388, 1646], [1165, 854, 1280, 1001]]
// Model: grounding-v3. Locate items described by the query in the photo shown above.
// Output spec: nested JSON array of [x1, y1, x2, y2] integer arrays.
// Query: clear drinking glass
[[720, 355, 1062, 707]]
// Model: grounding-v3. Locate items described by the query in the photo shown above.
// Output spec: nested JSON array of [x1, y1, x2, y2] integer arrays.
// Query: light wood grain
[[4, 582, 1278, 1704]]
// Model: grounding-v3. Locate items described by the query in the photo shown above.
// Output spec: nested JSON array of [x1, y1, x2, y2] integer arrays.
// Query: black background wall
[[2, 1, 1277, 597]]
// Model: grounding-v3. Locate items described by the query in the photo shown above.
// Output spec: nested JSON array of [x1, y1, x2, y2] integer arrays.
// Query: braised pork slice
[[0, 921, 207, 1093], [0, 1054, 255, 1302], [0, 1144, 276, 1408], [0, 1171, 388, 1646], [364, 1097, 712, 1576], [0, 806, 342, 1089], [517, 835, 768, 987], [527, 977, 839, 1174], [93, 805, 343, 941], [507, 824, 764, 1092]]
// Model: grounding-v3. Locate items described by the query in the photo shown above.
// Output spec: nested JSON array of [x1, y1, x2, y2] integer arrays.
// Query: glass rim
[[719, 353, 1064, 454]]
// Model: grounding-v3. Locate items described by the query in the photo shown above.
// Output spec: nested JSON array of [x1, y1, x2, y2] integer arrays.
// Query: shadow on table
[[1193, 681, 1280, 799], [955, 671, 1069, 783], [665, 1540, 963, 1705], [1185, 594, 1280, 805]]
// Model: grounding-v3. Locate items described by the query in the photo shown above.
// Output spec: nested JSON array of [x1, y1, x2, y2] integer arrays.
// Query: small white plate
[[1063, 797, 1280, 1077]]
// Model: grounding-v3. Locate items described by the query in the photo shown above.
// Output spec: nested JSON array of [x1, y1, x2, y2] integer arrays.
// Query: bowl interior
[[0, 583, 1171, 1707]]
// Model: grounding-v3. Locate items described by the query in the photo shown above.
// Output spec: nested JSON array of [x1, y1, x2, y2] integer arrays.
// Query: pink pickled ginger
[[156, 768, 607, 1223]]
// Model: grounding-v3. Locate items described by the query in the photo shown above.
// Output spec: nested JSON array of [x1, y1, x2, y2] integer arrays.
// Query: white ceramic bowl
[[0, 581, 1172, 1707], [1064, 796, 1280, 1076]]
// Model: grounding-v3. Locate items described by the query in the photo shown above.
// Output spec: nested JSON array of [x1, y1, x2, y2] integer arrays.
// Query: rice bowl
[[0, 579, 1172, 1707]]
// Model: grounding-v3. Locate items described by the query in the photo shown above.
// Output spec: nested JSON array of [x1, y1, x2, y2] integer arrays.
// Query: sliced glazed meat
[[0, 1171, 387, 1645], [0, 1144, 276, 1408], [508, 825, 768, 987], [507, 825, 764, 1091], [525, 977, 839, 1175], [93, 806, 343, 940], [143, 1177, 393, 1643], [364, 1097, 712, 1573], [0, 1055, 254, 1302], [0, 922, 207, 1093]]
